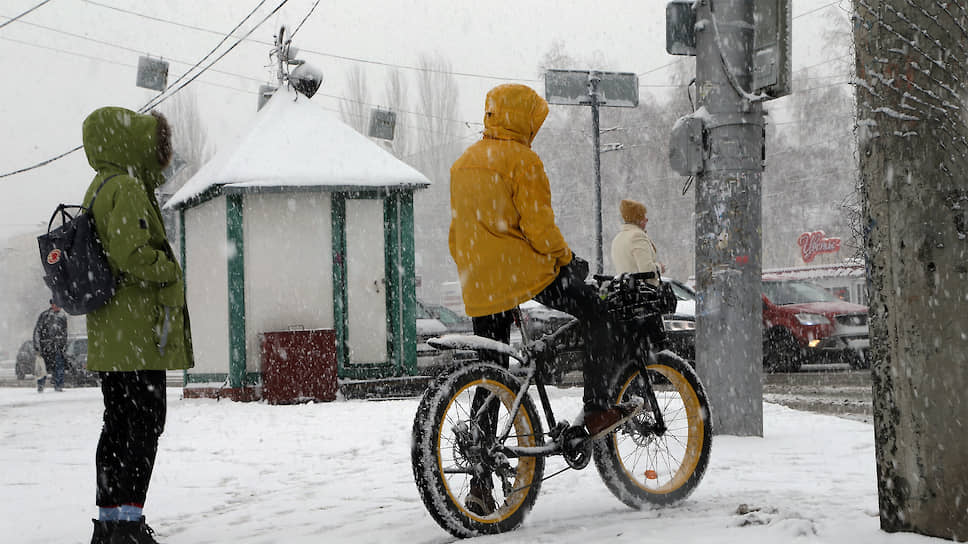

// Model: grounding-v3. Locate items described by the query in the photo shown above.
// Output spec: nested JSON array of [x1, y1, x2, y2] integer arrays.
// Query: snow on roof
[[763, 261, 865, 280], [166, 88, 430, 209]]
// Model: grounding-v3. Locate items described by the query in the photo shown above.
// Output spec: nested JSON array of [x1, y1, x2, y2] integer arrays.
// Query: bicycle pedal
[[549, 421, 570, 439]]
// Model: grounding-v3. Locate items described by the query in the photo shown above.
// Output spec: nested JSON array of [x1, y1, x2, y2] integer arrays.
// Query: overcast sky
[[0, 0, 846, 242]]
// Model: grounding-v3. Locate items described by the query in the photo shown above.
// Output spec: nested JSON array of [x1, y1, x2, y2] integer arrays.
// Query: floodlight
[[289, 63, 323, 99]]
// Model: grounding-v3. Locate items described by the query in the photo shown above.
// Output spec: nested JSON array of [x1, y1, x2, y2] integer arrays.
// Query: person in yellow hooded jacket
[[449, 84, 643, 515]]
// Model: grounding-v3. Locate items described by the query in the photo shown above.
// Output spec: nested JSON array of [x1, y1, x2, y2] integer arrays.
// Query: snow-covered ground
[[0, 385, 941, 544]]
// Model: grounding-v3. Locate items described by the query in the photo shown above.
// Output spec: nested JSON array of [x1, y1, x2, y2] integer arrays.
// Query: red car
[[761, 276, 870, 372]]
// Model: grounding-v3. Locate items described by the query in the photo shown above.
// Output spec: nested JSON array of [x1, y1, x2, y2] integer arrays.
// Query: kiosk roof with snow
[[167, 88, 429, 209]]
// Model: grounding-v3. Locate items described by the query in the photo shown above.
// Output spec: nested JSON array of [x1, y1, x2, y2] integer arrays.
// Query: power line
[[0, 145, 82, 179], [83, 0, 538, 83], [770, 115, 854, 126], [4, 15, 271, 85], [793, 0, 842, 20], [6, 17, 485, 129], [2, 27, 483, 135], [1, 0, 290, 179], [0, 0, 53, 30], [289, 0, 319, 39], [403, 131, 481, 161], [0, 35, 256, 94], [141, 0, 271, 112], [1, 0, 480, 178]]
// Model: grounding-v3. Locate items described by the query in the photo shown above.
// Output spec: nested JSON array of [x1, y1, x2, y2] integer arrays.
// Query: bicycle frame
[[429, 307, 668, 462]]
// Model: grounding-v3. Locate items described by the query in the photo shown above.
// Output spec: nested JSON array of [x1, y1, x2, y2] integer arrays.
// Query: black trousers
[[471, 260, 614, 409], [96, 370, 167, 507]]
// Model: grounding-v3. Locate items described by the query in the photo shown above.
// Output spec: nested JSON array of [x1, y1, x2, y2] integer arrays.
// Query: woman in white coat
[[610, 199, 662, 285]]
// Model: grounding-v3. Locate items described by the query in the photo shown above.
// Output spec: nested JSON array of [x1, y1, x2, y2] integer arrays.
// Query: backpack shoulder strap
[[88, 173, 121, 209]]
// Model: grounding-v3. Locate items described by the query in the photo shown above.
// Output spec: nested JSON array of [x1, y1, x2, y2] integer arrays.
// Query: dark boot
[[110, 517, 159, 544], [584, 397, 646, 440], [90, 519, 113, 544], [464, 483, 497, 516]]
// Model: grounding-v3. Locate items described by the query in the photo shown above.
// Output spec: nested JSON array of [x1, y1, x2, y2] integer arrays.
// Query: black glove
[[569, 253, 589, 282]]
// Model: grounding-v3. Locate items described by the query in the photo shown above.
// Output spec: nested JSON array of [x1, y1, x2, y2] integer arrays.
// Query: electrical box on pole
[[545, 69, 638, 274]]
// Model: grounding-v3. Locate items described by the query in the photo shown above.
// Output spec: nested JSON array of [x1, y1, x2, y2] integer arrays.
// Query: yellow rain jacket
[[449, 84, 573, 317]]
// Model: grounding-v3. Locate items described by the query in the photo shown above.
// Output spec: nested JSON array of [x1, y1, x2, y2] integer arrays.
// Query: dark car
[[55, 336, 100, 386], [423, 303, 474, 334], [762, 277, 869, 372], [662, 279, 697, 362], [15, 340, 36, 380]]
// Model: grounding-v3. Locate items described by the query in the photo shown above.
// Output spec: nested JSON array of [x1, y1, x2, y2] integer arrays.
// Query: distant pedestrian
[[32, 300, 67, 392], [610, 199, 662, 285], [81, 106, 194, 544]]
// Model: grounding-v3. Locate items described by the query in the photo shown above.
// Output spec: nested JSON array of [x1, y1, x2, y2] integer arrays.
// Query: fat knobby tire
[[411, 363, 545, 537], [593, 350, 713, 508]]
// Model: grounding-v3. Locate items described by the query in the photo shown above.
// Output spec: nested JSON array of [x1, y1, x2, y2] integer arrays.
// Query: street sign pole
[[545, 69, 638, 275], [589, 73, 604, 274]]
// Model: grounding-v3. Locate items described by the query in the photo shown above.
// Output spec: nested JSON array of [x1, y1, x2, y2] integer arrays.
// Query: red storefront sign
[[798, 231, 841, 263]]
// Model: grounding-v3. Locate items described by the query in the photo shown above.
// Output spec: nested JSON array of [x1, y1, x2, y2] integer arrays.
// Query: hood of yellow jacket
[[482, 84, 549, 147]]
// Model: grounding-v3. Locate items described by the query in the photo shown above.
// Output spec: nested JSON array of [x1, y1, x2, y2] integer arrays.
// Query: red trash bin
[[260, 329, 337, 404]]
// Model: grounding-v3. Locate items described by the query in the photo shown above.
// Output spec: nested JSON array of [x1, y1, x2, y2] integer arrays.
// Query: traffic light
[[752, 0, 792, 99], [665, 0, 791, 99]]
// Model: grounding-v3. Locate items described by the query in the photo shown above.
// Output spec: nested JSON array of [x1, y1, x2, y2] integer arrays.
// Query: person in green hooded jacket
[[81, 106, 193, 544]]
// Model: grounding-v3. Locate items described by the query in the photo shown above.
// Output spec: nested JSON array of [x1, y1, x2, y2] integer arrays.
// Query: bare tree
[[414, 53, 460, 182], [157, 90, 214, 195], [382, 68, 409, 158], [762, 66, 857, 268], [856, 0, 968, 540], [410, 53, 462, 301], [339, 64, 369, 134]]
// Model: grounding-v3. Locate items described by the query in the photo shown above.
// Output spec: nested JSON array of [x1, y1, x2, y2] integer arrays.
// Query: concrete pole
[[693, 0, 764, 436], [855, 0, 968, 539]]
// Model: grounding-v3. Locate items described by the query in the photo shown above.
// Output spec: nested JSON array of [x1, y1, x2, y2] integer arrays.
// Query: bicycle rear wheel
[[411, 363, 545, 537], [593, 350, 712, 507]]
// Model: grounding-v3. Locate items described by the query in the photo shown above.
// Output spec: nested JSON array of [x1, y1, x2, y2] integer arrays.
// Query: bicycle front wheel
[[593, 350, 712, 508], [411, 363, 545, 537]]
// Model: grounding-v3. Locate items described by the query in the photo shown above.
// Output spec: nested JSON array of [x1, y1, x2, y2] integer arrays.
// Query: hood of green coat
[[82, 107, 165, 189]]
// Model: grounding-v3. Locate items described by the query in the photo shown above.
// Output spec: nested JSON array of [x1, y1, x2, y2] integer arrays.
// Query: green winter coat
[[81, 107, 194, 372]]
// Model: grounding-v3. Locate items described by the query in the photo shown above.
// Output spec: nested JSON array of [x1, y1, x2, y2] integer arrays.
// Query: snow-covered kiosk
[[165, 89, 430, 400]]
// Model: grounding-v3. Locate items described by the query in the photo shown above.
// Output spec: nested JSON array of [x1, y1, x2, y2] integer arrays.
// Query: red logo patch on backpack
[[47, 249, 62, 265]]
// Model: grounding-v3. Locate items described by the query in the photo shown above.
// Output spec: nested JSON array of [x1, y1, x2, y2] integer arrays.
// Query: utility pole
[[667, 0, 789, 436], [855, 1, 968, 540], [694, 0, 764, 437]]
